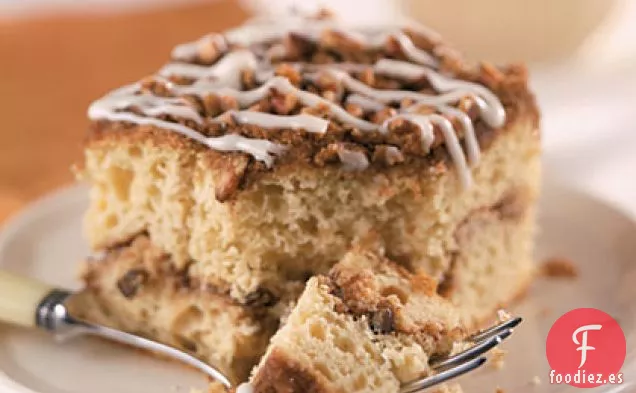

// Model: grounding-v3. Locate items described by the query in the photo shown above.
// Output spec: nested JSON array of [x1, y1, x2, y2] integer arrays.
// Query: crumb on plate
[[540, 257, 578, 279]]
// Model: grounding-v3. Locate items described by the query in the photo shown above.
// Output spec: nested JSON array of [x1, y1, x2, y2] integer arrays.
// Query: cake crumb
[[540, 257, 578, 278], [450, 340, 473, 355], [531, 375, 541, 385], [538, 307, 552, 318], [497, 309, 513, 321], [489, 347, 507, 369]]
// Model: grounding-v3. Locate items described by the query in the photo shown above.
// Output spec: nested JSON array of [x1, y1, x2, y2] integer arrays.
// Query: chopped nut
[[358, 68, 375, 87], [371, 107, 398, 125], [284, 33, 315, 60], [314, 72, 339, 92], [313, 143, 341, 166], [320, 30, 364, 52], [214, 156, 249, 202], [540, 257, 578, 279], [197, 36, 224, 64], [321, 90, 337, 102], [244, 288, 277, 308], [270, 92, 298, 115], [138, 76, 156, 91], [345, 103, 364, 118], [275, 63, 302, 86], [373, 145, 405, 166], [385, 35, 402, 59], [369, 307, 395, 334], [400, 98, 416, 110], [139, 76, 171, 97], [202, 94, 222, 117], [117, 269, 149, 298], [220, 96, 239, 111], [241, 69, 257, 90], [458, 96, 481, 121], [408, 104, 436, 115], [182, 95, 203, 114], [481, 62, 505, 86], [374, 77, 401, 90], [311, 51, 336, 64]]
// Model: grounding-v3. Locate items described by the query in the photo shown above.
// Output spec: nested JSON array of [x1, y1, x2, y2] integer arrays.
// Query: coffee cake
[[78, 13, 540, 328]]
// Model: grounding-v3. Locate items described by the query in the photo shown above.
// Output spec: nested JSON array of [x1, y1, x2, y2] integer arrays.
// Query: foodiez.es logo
[[546, 308, 626, 388]]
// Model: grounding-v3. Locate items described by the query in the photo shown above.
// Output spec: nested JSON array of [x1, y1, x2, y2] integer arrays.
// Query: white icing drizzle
[[330, 68, 503, 129], [301, 62, 369, 73], [295, 26, 438, 67], [88, 86, 203, 124], [374, 59, 505, 128], [171, 33, 227, 61], [221, 16, 438, 67], [434, 106, 480, 165], [403, 102, 480, 165], [89, 93, 286, 167], [373, 58, 426, 80], [337, 149, 370, 171], [90, 17, 506, 185], [391, 31, 439, 67], [384, 114, 471, 187], [236, 382, 254, 393], [176, 76, 378, 131], [383, 114, 435, 148], [427, 114, 472, 188], [160, 50, 258, 89], [346, 94, 386, 112], [224, 110, 329, 133], [346, 93, 481, 169]]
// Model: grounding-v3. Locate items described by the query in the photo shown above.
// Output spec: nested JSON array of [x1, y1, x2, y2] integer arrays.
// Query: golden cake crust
[[252, 347, 330, 393]]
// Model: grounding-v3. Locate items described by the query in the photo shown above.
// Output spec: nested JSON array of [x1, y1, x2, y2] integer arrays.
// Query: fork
[[0, 269, 521, 392]]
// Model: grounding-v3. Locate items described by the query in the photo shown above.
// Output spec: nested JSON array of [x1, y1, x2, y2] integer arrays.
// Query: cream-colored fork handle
[[0, 269, 53, 328]]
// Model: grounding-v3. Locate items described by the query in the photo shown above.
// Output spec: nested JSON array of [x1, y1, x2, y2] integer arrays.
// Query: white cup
[[398, 0, 618, 63]]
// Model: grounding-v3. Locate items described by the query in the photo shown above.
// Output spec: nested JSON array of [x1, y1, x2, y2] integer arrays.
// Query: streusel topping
[[88, 12, 533, 187]]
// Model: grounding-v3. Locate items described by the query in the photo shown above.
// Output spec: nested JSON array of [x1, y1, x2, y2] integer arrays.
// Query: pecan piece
[[117, 268, 149, 299], [369, 307, 395, 334], [244, 288, 278, 308]]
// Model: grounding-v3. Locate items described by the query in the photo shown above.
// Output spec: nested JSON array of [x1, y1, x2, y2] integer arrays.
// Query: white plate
[[0, 179, 634, 393]]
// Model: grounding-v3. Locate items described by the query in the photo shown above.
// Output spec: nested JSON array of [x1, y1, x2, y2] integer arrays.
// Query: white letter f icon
[[572, 324, 603, 368]]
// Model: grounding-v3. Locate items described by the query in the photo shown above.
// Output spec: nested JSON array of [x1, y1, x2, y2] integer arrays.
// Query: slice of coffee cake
[[79, 13, 540, 328], [246, 247, 466, 393]]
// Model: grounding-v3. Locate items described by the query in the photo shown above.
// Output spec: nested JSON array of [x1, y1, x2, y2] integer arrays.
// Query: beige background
[[0, 0, 248, 223]]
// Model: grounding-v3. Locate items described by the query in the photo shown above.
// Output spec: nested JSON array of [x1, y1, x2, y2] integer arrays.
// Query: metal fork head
[[399, 317, 523, 393], [35, 290, 233, 388], [38, 288, 520, 393]]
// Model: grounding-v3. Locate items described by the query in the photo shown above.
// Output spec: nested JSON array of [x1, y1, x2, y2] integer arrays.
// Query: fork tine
[[469, 317, 522, 343], [431, 329, 511, 371], [399, 357, 487, 393]]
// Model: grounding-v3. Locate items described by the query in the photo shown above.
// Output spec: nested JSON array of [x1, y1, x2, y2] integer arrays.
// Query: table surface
[[0, 0, 248, 222]]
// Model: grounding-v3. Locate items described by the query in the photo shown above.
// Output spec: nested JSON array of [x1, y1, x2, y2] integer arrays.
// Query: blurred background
[[0, 0, 635, 223]]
